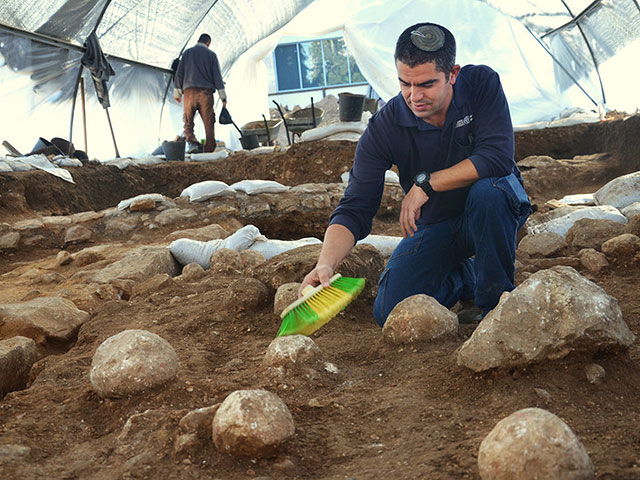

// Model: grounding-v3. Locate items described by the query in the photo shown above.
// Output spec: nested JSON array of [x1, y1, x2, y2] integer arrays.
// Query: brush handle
[[280, 273, 342, 319]]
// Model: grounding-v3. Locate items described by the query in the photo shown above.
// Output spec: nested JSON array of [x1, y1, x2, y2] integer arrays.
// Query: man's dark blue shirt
[[330, 64, 523, 242]]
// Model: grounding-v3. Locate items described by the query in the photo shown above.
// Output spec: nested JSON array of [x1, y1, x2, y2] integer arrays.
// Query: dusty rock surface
[[1, 122, 640, 478]]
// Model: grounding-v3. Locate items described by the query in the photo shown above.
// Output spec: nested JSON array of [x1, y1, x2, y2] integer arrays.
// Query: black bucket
[[338, 92, 365, 122], [162, 140, 186, 161], [239, 134, 259, 150]]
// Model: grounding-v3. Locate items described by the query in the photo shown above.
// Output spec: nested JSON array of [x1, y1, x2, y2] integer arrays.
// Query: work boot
[[456, 298, 483, 324], [187, 141, 202, 154]]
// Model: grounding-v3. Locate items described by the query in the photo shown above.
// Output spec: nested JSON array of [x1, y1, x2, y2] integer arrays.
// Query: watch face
[[416, 173, 426, 184]]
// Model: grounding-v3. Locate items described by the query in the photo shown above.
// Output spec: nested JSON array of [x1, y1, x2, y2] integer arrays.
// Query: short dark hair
[[394, 23, 456, 74], [197, 33, 211, 44]]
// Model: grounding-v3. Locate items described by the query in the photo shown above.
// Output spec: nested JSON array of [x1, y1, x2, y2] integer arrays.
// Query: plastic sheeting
[[1, 0, 639, 158]]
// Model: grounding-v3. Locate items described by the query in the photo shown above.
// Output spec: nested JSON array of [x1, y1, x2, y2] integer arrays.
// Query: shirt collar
[[392, 66, 468, 130]]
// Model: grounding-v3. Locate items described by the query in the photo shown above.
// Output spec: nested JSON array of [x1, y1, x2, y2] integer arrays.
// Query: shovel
[[219, 106, 259, 150]]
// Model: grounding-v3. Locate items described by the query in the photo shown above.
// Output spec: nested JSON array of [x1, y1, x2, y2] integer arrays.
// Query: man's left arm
[[211, 53, 227, 106]]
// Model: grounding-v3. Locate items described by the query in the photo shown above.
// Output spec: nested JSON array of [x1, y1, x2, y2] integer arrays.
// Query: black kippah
[[410, 25, 445, 52]]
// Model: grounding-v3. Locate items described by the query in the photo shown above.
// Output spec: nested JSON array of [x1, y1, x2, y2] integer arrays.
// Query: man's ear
[[449, 64, 461, 85]]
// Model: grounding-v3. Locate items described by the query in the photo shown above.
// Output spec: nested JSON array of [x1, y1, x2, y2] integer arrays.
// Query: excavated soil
[[1, 116, 640, 479]]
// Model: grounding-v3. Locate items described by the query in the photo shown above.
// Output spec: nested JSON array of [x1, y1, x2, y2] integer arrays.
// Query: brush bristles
[[277, 277, 365, 337]]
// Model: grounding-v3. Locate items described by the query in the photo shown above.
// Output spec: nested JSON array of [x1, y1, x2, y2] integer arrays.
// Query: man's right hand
[[299, 264, 334, 297]]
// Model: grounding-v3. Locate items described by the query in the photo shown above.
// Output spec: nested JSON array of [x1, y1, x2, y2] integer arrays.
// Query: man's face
[[396, 60, 460, 126]]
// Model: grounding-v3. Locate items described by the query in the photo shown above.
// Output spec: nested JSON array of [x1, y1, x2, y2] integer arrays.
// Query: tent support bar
[[633, 0, 640, 13], [69, 66, 84, 146], [524, 25, 598, 107], [541, 0, 603, 39], [0, 23, 171, 74], [559, 0, 606, 105]]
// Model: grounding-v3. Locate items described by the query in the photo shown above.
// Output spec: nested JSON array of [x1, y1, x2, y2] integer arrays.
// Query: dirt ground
[[1, 115, 640, 479]]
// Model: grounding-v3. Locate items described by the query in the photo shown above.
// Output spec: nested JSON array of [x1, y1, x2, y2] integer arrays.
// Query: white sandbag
[[169, 224, 261, 267], [248, 237, 322, 260], [357, 234, 402, 257], [189, 150, 229, 161], [101, 158, 133, 170], [622, 202, 640, 219], [8, 161, 34, 171], [230, 180, 290, 195], [18, 154, 74, 183], [594, 171, 640, 210], [54, 157, 84, 168], [130, 156, 165, 167], [341, 169, 399, 185], [244, 146, 277, 155], [527, 205, 627, 237], [117, 193, 173, 211], [300, 121, 366, 142], [180, 180, 233, 202], [559, 193, 595, 206], [0, 160, 12, 172]]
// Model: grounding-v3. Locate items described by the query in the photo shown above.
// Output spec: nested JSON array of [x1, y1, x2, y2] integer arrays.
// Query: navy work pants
[[373, 174, 531, 327]]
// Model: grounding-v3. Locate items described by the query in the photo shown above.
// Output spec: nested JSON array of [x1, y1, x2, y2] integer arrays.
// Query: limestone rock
[[273, 283, 301, 315], [382, 294, 457, 344], [585, 363, 606, 384], [601, 233, 640, 262], [252, 243, 383, 299], [240, 249, 266, 269], [457, 267, 635, 372], [92, 246, 179, 284], [478, 407, 594, 480], [0, 232, 20, 250], [129, 198, 156, 212], [56, 250, 73, 266], [209, 247, 243, 275], [90, 329, 179, 398], [264, 335, 322, 370], [223, 278, 269, 312], [179, 404, 220, 434], [622, 203, 640, 220], [164, 224, 229, 242], [578, 248, 609, 273], [180, 263, 206, 282], [155, 208, 197, 226], [131, 273, 173, 298], [0, 336, 38, 397], [594, 170, 640, 210], [30, 272, 64, 285], [212, 389, 295, 457], [74, 249, 105, 266], [104, 217, 139, 235], [13, 219, 44, 231], [517, 232, 567, 257], [566, 218, 626, 250], [64, 225, 92, 245], [625, 214, 640, 236], [0, 297, 89, 346]]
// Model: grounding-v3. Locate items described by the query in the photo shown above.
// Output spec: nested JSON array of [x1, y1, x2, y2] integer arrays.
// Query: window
[[274, 37, 366, 92]]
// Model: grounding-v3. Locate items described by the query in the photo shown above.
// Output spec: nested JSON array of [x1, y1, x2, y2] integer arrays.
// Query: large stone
[[273, 282, 301, 315], [252, 243, 383, 299], [209, 248, 243, 275], [478, 407, 594, 480], [0, 336, 38, 397], [601, 233, 640, 262], [180, 263, 206, 282], [263, 335, 322, 370], [382, 294, 458, 344], [164, 224, 229, 242], [212, 389, 295, 457], [517, 232, 567, 257], [131, 273, 174, 298], [594, 170, 640, 210], [155, 208, 197, 226], [90, 329, 179, 398], [578, 248, 609, 273], [92, 246, 179, 284], [565, 218, 626, 250], [0, 232, 20, 250], [223, 278, 270, 312], [457, 266, 635, 372], [0, 297, 89, 346], [64, 225, 93, 245]]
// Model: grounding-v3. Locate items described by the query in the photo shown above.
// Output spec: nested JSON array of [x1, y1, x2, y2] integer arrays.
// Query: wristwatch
[[414, 171, 435, 196]]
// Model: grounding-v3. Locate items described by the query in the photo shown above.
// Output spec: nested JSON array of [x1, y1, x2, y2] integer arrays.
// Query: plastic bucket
[[338, 93, 365, 122], [162, 140, 186, 161], [364, 97, 379, 115], [239, 134, 259, 150]]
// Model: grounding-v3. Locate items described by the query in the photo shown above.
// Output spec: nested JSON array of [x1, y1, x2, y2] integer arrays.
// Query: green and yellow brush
[[276, 274, 366, 337]]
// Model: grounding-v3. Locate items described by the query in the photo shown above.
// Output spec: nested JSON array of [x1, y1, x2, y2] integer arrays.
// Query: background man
[[300, 22, 531, 327], [174, 33, 227, 153]]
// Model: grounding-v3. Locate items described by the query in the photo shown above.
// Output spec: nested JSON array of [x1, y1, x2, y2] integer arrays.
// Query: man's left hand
[[400, 185, 429, 238]]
